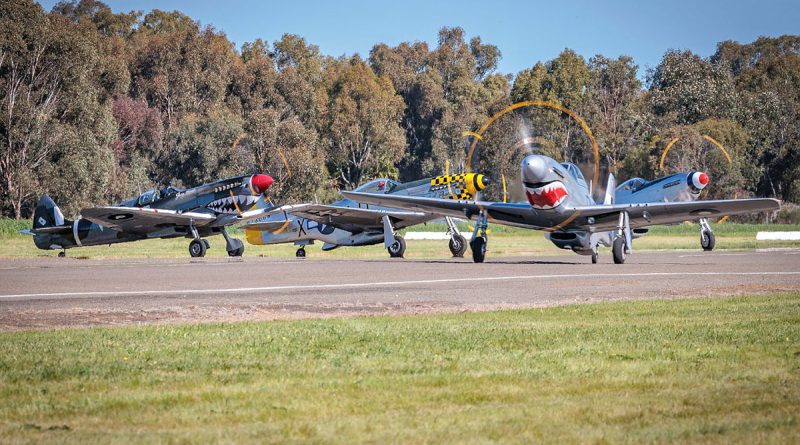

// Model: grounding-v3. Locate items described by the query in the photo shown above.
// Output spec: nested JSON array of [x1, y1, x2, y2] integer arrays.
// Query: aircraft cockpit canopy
[[137, 189, 161, 206], [560, 163, 587, 184], [353, 178, 401, 194], [618, 177, 646, 192], [159, 186, 181, 198]]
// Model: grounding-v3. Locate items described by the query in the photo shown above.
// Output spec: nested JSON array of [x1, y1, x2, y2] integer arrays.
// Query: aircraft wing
[[571, 198, 780, 230], [80, 206, 216, 234], [286, 203, 430, 232], [212, 204, 304, 227], [341, 191, 533, 225]]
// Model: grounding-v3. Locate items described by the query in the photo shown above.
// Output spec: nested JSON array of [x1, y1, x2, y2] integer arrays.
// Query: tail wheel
[[388, 235, 406, 258], [701, 231, 715, 251], [296, 248, 306, 258], [449, 234, 468, 257], [189, 239, 207, 258], [612, 237, 626, 264], [470, 237, 487, 263]]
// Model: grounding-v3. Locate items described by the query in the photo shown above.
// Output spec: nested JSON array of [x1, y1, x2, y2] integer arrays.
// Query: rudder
[[33, 195, 66, 229]]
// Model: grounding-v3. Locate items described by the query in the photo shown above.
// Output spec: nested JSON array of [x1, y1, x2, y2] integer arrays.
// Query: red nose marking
[[251, 174, 273, 194], [698, 172, 709, 185]]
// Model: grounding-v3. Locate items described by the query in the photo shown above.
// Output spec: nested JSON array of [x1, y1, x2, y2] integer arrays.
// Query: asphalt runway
[[1, 249, 799, 330]]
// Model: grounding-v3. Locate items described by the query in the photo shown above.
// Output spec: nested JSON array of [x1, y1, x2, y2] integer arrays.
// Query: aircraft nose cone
[[476, 174, 491, 190], [251, 174, 273, 194], [521, 155, 549, 182], [690, 171, 710, 190]]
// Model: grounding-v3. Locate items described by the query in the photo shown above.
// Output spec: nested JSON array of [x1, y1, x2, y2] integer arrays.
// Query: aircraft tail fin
[[33, 195, 69, 230], [29, 195, 72, 249], [602, 174, 616, 205]]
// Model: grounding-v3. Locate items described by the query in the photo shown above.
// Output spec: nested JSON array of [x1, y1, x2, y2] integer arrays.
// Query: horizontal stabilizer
[[31, 225, 73, 235]]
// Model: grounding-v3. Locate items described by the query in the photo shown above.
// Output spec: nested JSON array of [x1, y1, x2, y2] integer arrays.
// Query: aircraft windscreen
[[561, 163, 586, 183], [353, 179, 400, 194]]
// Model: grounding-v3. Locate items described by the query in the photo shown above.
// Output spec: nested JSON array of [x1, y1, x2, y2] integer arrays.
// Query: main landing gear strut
[[383, 215, 406, 258], [187, 225, 245, 258], [699, 218, 715, 251], [222, 227, 245, 257], [612, 211, 632, 264], [188, 223, 207, 258], [469, 212, 488, 263], [445, 216, 467, 257]]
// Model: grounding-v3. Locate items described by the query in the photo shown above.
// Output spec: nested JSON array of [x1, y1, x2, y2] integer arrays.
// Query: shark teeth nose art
[[525, 181, 569, 210], [207, 195, 259, 214]]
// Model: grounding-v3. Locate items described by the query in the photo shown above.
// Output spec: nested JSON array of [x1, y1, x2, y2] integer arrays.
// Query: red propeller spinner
[[690, 171, 709, 190], [250, 174, 274, 194]]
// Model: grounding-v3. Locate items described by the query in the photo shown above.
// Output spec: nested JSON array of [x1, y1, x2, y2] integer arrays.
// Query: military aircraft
[[244, 173, 490, 258], [342, 154, 780, 264], [26, 173, 277, 257]]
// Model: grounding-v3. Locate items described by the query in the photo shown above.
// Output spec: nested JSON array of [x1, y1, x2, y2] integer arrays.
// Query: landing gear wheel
[[388, 235, 406, 258], [58, 251, 66, 258], [189, 239, 207, 258], [612, 237, 626, 264], [470, 237, 487, 263], [449, 234, 467, 257], [701, 230, 715, 251], [296, 248, 306, 258], [591, 251, 598, 264], [228, 245, 244, 257]]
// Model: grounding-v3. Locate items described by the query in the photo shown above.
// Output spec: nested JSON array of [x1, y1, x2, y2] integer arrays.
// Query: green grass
[[1, 218, 798, 259], [1, 293, 798, 443]]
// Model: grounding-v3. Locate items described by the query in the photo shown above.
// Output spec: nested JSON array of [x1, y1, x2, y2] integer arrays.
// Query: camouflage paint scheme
[[27, 174, 275, 257]]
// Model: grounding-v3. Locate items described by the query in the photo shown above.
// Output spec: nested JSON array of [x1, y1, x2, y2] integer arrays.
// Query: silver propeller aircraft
[[343, 154, 780, 264], [26, 173, 277, 257], [244, 173, 490, 258]]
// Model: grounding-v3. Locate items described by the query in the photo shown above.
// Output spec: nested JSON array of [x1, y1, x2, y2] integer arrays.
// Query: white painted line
[[1, 271, 798, 300], [757, 231, 800, 241]]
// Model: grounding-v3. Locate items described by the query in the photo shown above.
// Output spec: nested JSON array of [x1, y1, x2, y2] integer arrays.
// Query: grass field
[[1, 218, 799, 259], [0, 293, 798, 443]]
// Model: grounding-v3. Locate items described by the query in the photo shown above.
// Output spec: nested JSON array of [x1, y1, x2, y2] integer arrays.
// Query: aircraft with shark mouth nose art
[[244, 173, 490, 258], [342, 154, 780, 264], [24, 173, 279, 258]]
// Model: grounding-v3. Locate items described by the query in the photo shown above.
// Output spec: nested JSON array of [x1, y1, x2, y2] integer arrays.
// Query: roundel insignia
[[109, 213, 134, 221]]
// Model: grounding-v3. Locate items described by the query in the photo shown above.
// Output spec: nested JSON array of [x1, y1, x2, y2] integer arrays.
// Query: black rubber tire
[[189, 239, 207, 258], [470, 237, 487, 263], [58, 251, 66, 258], [388, 235, 406, 258], [612, 237, 626, 264], [449, 234, 468, 257], [591, 251, 598, 264], [701, 230, 715, 251], [296, 248, 306, 258], [228, 245, 244, 257]]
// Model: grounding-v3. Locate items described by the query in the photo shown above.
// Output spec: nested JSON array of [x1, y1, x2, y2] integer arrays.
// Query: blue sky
[[38, 0, 800, 78]]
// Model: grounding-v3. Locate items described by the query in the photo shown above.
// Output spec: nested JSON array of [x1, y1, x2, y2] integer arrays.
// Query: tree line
[[1, 0, 798, 218]]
